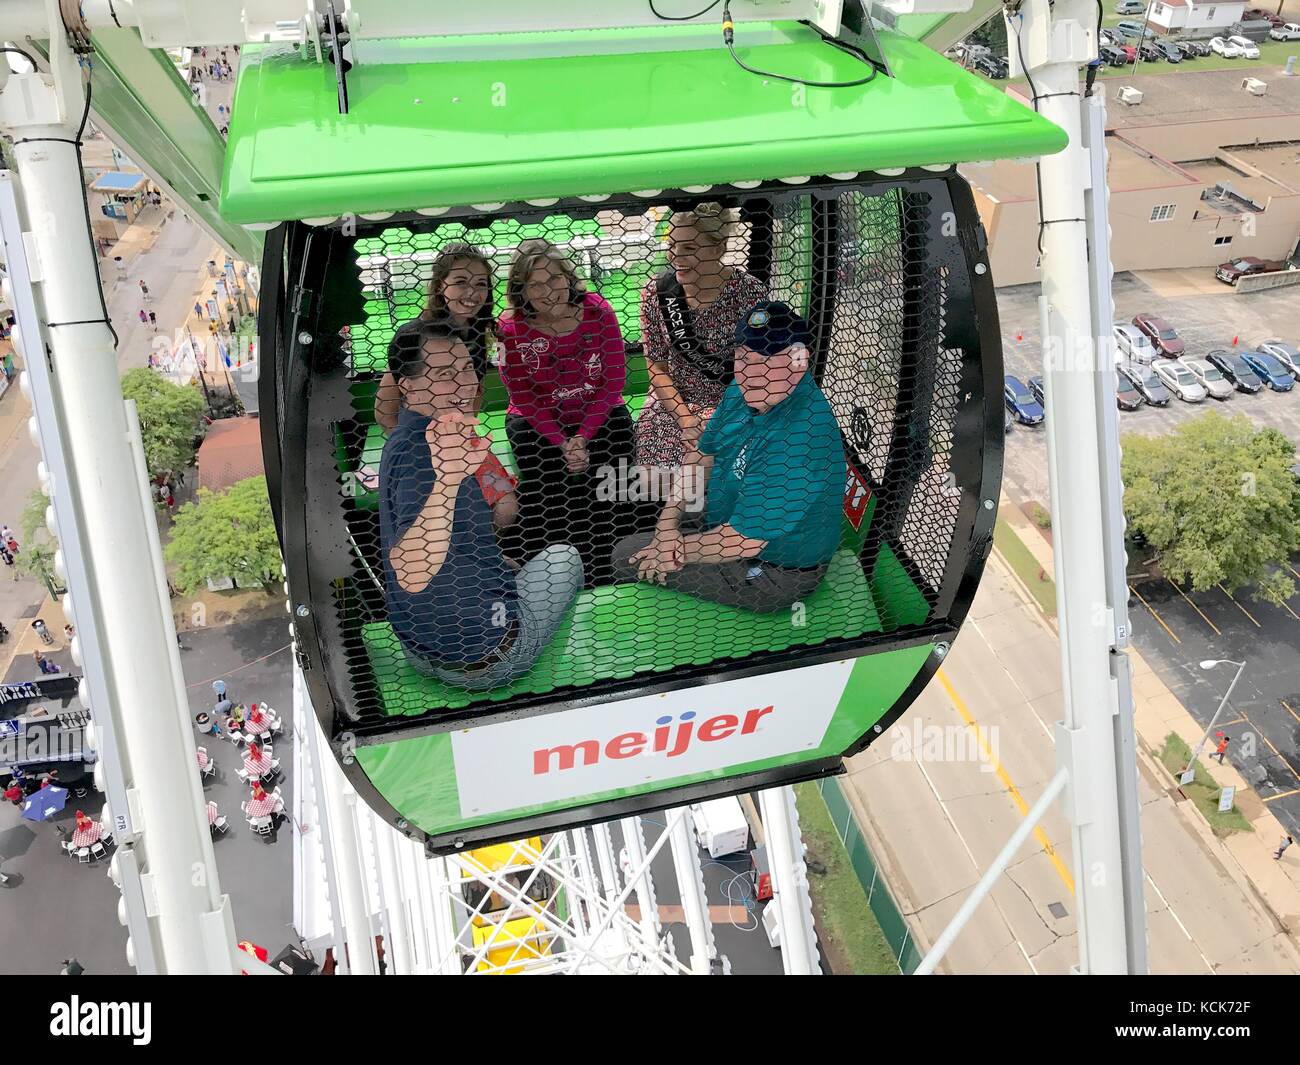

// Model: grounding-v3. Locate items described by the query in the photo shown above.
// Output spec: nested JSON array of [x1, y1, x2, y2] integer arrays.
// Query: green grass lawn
[[794, 783, 900, 975], [1158, 732, 1254, 837], [992, 517, 1058, 618]]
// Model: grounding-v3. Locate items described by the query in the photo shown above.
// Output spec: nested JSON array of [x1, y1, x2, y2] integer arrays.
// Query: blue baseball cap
[[732, 301, 812, 357]]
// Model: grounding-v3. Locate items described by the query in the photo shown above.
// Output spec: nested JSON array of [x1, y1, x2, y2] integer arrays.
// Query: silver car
[[1178, 357, 1234, 401], [1152, 358, 1208, 402], [1113, 324, 1157, 365], [1256, 340, 1300, 380]]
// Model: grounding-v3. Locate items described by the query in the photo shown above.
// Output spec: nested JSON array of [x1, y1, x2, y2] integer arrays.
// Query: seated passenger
[[374, 243, 495, 432], [636, 203, 769, 470], [611, 302, 845, 612], [497, 239, 638, 582], [380, 323, 583, 690]]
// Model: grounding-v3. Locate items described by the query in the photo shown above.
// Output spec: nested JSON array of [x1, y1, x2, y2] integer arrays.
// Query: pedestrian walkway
[[999, 497, 1300, 954]]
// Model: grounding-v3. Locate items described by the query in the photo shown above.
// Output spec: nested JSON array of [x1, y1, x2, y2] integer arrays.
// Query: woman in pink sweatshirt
[[498, 240, 637, 582]]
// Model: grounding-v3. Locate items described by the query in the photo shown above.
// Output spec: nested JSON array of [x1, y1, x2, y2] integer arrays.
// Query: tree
[[1121, 412, 1300, 606], [120, 368, 206, 481], [164, 476, 282, 594], [16, 489, 58, 588]]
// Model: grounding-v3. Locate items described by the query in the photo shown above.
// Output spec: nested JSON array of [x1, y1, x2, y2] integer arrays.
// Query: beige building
[[964, 67, 1300, 287]]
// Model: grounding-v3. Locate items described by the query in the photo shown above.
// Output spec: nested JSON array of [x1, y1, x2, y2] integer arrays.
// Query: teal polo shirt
[[698, 374, 846, 569]]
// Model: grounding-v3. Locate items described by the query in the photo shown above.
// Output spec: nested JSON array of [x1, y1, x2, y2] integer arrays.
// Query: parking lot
[[998, 271, 1300, 506], [995, 270, 1300, 837]]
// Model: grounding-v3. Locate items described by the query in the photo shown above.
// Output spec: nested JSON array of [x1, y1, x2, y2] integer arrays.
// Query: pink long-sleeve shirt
[[498, 292, 627, 447]]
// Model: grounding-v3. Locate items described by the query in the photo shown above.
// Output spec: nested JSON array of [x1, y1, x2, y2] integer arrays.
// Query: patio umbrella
[[21, 785, 68, 822]]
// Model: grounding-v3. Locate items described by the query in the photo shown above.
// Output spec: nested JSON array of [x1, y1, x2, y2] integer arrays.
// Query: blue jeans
[[404, 544, 584, 693]]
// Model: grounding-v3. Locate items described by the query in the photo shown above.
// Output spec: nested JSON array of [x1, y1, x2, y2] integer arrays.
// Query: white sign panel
[[1218, 786, 1235, 813], [1179, 768, 1195, 786], [450, 660, 855, 818]]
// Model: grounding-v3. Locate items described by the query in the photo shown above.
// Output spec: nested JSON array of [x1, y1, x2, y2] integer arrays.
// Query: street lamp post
[[1186, 659, 1247, 768]]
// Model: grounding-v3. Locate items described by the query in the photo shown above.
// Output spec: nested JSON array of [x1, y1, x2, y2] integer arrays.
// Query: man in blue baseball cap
[[611, 301, 845, 611]]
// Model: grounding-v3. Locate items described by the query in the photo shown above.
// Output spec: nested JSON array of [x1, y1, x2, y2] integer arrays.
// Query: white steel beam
[[0, 53, 233, 971], [668, 807, 716, 975], [758, 787, 821, 975]]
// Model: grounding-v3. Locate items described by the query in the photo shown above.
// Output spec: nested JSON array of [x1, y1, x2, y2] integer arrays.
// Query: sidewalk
[[1000, 498, 1300, 943]]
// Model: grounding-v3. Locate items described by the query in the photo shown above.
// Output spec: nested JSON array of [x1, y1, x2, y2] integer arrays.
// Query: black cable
[[720, 1, 877, 88], [70, 62, 120, 348], [648, 0, 722, 18], [0, 45, 40, 68]]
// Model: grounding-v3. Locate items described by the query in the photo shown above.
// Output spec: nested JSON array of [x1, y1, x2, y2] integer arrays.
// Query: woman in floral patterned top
[[635, 204, 769, 469]]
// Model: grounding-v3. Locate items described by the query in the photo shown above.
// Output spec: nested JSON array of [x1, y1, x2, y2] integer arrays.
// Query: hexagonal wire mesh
[[277, 178, 997, 736]]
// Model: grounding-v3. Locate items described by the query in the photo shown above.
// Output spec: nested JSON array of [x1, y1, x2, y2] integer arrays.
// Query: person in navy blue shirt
[[380, 322, 583, 690], [611, 301, 845, 611]]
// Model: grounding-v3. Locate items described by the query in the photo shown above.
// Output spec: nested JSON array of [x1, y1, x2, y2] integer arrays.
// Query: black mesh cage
[[262, 173, 1003, 751]]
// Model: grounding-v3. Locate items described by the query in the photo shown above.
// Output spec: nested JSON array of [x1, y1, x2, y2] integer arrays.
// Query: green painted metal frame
[[221, 22, 1065, 224]]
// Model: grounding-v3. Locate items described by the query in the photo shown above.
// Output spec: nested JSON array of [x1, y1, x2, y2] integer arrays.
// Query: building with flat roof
[[963, 68, 1300, 286]]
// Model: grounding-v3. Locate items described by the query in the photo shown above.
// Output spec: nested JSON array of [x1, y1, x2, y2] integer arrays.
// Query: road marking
[[937, 669, 1075, 897], [1242, 713, 1300, 783], [1129, 583, 1181, 645], [1283, 700, 1300, 726], [1278, 598, 1300, 622], [1216, 716, 1247, 728], [1217, 584, 1261, 628], [1286, 563, 1300, 581], [1263, 789, 1300, 803], [1143, 873, 1216, 974], [1166, 579, 1220, 636]]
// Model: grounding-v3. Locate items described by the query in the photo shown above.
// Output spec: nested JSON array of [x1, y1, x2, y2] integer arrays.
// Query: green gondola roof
[[221, 21, 1066, 224]]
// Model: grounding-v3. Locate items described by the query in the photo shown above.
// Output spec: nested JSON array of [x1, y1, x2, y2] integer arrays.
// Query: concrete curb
[[994, 499, 1300, 949]]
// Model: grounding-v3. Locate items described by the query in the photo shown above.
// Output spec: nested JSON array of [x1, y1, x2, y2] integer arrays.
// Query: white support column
[[592, 821, 621, 904], [758, 786, 821, 975], [0, 60, 232, 972], [424, 852, 461, 975], [315, 727, 377, 974], [1010, 0, 1138, 973], [620, 816, 666, 955], [667, 807, 716, 975], [371, 810, 415, 975]]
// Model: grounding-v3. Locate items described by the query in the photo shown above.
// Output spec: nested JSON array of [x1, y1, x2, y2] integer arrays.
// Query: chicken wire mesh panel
[[296, 183, 987, 727]]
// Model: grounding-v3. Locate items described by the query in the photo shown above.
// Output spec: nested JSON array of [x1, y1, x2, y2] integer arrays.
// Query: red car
[[1244, 7, 1285, 26], [1215, 256, 1286, 285], [1132, 313, 1184, 357], [1118, 44, 1137, 61]]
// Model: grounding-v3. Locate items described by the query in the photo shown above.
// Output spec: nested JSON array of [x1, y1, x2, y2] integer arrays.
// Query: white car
[[1270, 23, 1300, 42], [1209, 36, 1243, 57], [1228, 35, 1261, 58], [1113, 323, 1157, 364], [1152, 358, 1208, 402], [1256, 340, 1300, 379], [1178, 357, 1234, 401]]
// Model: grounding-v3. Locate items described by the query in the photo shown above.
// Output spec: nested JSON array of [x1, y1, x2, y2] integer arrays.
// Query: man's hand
[[630, 531, 684, 585], [562, 435, 590, 474], [426, 412, 489, 487]]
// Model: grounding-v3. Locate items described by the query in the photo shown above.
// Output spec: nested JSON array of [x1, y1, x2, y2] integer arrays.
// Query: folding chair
[[90, 841, 108, 861], [76, 847, 91, 864]]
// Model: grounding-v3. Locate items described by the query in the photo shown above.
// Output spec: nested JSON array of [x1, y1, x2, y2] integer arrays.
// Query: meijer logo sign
[[451, 661, 853, 817]]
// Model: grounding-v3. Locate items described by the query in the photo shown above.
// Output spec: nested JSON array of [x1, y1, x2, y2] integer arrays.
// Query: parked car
[[1215, 256, 1286, 284], [1115, 0, 1147, 12], [1152, 358, 1208, 402], [1118, 363, 1172, 406], [1174, 39, 1204, 58], [1178, 357, 1235, 400], [1206, 348, 1264, 393], [1113, 323, 1157, 364], [1138, 41, 1165, 61], [1270, 22, 1300, 41], [1004, 375, 1045, 425], [1244, 8, 1285, 27], [1114, 20, 1148, 39], [1209, 35, 1244, 56], [1228, 34, 1261, 57], [974, 54, 1009, 78], [1132, 313, 1184, 357], [1116, 373, 1145, 410], [1099, 43, 1129, 65], [1155, 40, 1183, 62], [1240, 350, 1295, 391], [1116, 44, 1138, 61], [1027, 375, 1046, 407], [1255, 340, 1300, 379]]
